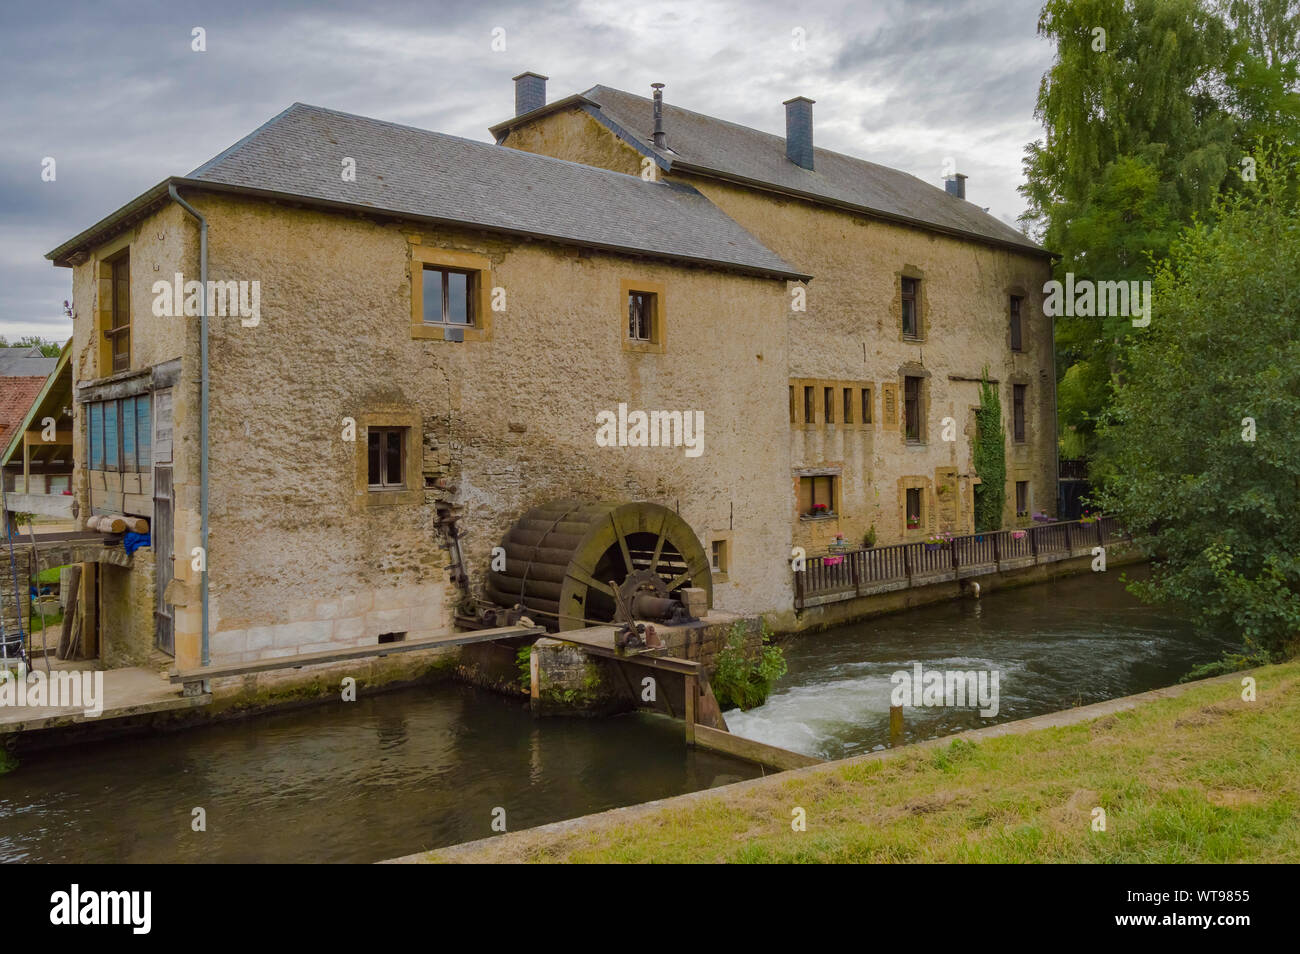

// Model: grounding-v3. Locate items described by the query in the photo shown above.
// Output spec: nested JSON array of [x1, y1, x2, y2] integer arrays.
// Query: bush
[[711, 621, 787, 711]]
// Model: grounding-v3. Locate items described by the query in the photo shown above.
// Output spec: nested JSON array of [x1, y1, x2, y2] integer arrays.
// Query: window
[[798, 475, 837, 517], [377, 632, 406, 644], [1013, 384, 1026, 443], [803, 386, 815, 424], [106, 252, 131, 373], [823, 387, 834, 424], [85, 395, 151, 473], [1010, 295, 1023, 352], [861, 387, 873, 424], [1016, 481, 1029, 517], [628, 290, 655, 341], [711, 539, 729, 574], [367, 427, 407, 490], [842, 388, 853, 424], [904, 376, 923, 442], [423, 266, 474, 331], [906, 488, 922, 530], [789, 386, 796, 423], [901, 277, 919, 338]]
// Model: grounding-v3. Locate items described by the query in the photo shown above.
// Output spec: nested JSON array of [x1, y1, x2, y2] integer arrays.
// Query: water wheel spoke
[[610, 514, 634, 574], [566, 565, 615, 598], [649, 524, 668, 574]]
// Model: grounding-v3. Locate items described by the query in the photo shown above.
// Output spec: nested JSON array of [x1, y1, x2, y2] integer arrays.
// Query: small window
[[88, 403, 104, 471], [1013, 384, 1027, 443], [107, 252, 131, 372], [861, 387, 872, 424], [906, 488, 922, 530], [367, 427, 407, 490], [789, 386, 796, 424], [378, 632, 406, 644], [901, 277, 919, 338], [1010, 295, 1023, 351], [842, 388, 853, 424], [1016, 481, 1029, 517], [628, 290, 656, 341], [711, 539, 729, 574], [904, 376, 923, 442], [823, 387, 834, 424], [803, 386, 815, 424], [798, 475, 837, 517], [422, 266, 475, 328]]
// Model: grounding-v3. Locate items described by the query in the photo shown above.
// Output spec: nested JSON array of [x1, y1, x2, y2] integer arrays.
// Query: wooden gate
[[153, 466, 174, 655]]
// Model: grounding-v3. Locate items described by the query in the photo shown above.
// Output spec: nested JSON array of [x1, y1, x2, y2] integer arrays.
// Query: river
[[0, 567, 1229, 862]]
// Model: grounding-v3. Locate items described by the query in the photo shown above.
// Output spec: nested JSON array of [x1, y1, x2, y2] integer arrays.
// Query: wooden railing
[[794, 516, 1126, 610]]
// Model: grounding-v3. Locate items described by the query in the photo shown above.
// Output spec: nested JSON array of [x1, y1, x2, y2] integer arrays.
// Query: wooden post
[[22, 434, 30, 494], [992, 529, 1002, 565], [1063, 521, 1072, 554], [1029, 526, 1038, 561], [889, 705, 904, 747], [684, 673, 697, 745], [903, 543, 913, 584]]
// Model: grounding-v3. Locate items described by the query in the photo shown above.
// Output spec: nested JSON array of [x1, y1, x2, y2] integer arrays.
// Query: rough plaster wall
[[499, 111, 1058, 552], [500, 109, 647, 178], [184, 194, 791, 659], [675, 179, 1057, 551]]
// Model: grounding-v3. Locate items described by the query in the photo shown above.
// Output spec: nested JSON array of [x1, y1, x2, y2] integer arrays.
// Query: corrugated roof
[[545, 86, 1046, 256], [178, 103, 806, 280]]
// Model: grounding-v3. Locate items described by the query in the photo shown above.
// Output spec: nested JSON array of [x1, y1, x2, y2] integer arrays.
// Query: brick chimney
[[783, 96, 815, 171], [513, 72, 548, 116], [945, 173, 968, 200]]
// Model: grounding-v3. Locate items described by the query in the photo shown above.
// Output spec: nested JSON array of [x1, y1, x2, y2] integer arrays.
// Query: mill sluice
[[484, 499, 713, 633]]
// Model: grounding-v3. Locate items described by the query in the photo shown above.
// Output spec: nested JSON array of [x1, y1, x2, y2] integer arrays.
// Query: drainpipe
[[168, 184, 210, 667]]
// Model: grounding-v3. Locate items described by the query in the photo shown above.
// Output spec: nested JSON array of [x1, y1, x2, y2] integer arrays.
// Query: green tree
[[1093, 161, 1300, 666]]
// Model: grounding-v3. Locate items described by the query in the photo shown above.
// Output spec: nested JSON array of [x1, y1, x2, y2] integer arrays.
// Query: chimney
[[513, 71, 548, 116], [651, 83, 667, 149], [783, 97, 815, 171], [945, 173, 968, 200]]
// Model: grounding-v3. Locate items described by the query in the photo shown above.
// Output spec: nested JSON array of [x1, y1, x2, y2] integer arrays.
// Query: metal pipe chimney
[[945, 174, 968, 199], [651, 83, 666, 149]]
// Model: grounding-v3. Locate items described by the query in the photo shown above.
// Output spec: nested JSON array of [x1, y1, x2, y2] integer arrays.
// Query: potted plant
[[1012, 529, 1027, 540], [906, 513, 920, 530], [811, 502, 829, 516], [863, 525, 877, 548], [923, 533, 947, 552]]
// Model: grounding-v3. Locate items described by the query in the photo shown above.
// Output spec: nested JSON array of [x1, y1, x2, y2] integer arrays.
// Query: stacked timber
[[86, 514, 148, 534]]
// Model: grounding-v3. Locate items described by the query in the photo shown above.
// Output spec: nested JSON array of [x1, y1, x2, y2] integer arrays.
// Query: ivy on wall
[[973, 370, 1006, 532]]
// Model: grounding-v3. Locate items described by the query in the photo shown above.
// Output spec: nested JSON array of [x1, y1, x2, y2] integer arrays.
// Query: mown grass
[[428, 661, 1300, 863]]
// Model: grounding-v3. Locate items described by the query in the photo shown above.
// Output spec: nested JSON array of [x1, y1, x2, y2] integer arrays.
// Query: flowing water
[[727, 566, 1233, 759], [0, 567, 1228, 862]]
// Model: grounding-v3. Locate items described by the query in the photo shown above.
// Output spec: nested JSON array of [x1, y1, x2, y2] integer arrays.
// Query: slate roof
[[499, 86, 1046, 256], [0, 347, 57, 378], [172, 103, 803, 279]]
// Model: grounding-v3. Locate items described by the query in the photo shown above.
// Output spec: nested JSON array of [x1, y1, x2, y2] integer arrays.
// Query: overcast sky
[[0, 0, 1053, 342]]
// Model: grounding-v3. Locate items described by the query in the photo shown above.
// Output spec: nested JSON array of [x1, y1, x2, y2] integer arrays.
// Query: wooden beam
[[169, 624, 545, 684], [692, 724, 823, 771]]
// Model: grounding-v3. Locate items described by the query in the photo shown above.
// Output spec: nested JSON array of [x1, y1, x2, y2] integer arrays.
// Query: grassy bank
[[423, 660, 1300, 863]]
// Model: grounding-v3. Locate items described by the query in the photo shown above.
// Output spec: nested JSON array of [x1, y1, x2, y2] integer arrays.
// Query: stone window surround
[[94, 230, 135, 377], [789, 377, 873, 431], [709, 530, 733, 583], [795, 466, 841, 520], [409, 241, 493, 343], [898, 362, 931, 445], [620, 278, 666, 354], [354, 408, 423, 508], [898, 476, 933, 536], [1007, 372, 1031, 445], [896, 265, 928, 343], [1007, 282, 1030, 353]]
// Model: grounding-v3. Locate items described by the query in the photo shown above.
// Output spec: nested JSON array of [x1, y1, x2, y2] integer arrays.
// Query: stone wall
[[499, 111, 1058, 555], [100, 547, 156, 668]]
